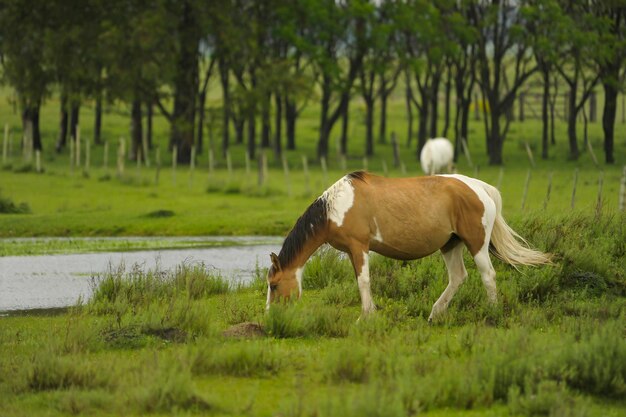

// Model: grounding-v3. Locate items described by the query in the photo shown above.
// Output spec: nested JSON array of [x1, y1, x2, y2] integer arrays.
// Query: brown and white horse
[[266, 171, 551, 321]]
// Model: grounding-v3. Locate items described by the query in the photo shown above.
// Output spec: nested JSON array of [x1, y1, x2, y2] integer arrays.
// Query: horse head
[[266, 252, 300, 309]]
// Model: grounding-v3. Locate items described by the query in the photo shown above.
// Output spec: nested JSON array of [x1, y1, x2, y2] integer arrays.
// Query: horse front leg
[[348, 244, 375, 316]]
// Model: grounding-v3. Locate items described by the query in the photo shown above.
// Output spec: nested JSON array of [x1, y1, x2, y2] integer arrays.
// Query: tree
[[307, 0, 366, 160], [0, 0, 51, 152], [592, 1, 626, 164], [553, 1, 604, 160], [470, 0, 537, 165]]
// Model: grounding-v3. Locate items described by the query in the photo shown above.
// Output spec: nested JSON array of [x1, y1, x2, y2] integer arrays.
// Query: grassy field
[[0, 213, 624, 416], [0, 87, 625, 416]]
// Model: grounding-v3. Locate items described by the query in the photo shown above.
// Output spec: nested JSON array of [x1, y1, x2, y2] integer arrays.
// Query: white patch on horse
[[439, 174, 496, 230], [322, 176, 355, 227], [265, 283, 271, 310], [357, 251, 375, 313], [372, 217, 383, 242], [295, 267, 303, 297]]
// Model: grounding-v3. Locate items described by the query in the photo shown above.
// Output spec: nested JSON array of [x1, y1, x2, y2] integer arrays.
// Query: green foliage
[[303, 246, 353, 290]]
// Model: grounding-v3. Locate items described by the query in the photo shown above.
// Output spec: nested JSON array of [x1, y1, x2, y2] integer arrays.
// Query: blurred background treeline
[[0, 0, 624, 167]]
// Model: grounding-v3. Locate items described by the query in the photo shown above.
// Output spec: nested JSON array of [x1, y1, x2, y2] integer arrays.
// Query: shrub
[[325, 344, 370, 383], [0, 192, 31, 214]]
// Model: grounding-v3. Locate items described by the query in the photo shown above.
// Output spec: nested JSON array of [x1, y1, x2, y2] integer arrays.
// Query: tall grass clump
[[264, 304, 352, 338], [555, 321, 626, 397], [26, 353, 112, 392], [324, 343, 370, 383], [191, 341, 281, 377], [90, 262, 230, 312], [507, 381, 589, 417], [132, 357, 210, 413], [303, 246, 353, 289]]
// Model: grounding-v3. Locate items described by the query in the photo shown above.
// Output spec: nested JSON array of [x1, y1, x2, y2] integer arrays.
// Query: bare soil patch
[[223, 322, 265, 338]]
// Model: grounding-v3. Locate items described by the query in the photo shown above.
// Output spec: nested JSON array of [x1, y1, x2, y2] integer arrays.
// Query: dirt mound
[[223, 322, 265, 339]]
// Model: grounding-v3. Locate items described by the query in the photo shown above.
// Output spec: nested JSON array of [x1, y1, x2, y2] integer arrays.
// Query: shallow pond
[[0, 237, 281, 313]]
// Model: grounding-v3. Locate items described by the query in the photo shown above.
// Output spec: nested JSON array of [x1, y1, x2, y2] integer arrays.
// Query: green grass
[[0, 213, 624, 416]]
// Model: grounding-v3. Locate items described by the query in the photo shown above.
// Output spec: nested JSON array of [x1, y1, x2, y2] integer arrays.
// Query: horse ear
[[270, 252, 282, 272]]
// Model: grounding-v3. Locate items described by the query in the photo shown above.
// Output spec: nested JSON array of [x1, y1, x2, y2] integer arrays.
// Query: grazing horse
[[420, 137, 454, 175], [266, 172, 551, 321]]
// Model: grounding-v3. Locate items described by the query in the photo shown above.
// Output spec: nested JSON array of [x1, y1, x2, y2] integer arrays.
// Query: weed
[[26, 353, 112, 391]]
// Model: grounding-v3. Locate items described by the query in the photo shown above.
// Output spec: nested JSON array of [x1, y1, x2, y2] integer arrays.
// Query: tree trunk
[[274, 93, 282, 158], [365, 98, 374, 157], [247, 108, 256, 160], [340, 100, 349, 156], [429, 72, 441, 138], [488, 110, 503, 165], [94, 95, 102, 145], [442, 67, 452, 138], [70, 102, 80, 141], [602, 80, 617, 164], [146, 100, 153, 149], [234, 116, 245, 146], [285, 95, 296, 150], [32, 105, 41, 151], [567, 86, 579, 159], [197, 91, 206, 154], [317, 80, 332, 159], [130, 98, 143, 161], [405, 73, 413, 148], [541, 69, 550, 160], [55, 94, 68, 152], [417, 103, 428, 158], [169, 2, 199, 164], [219, 60, 230, 158], [261, 93, 271, 148], [378, 87, 388, 145]]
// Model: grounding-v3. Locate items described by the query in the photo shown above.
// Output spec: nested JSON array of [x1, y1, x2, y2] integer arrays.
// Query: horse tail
[[482, 184, 553, 268]]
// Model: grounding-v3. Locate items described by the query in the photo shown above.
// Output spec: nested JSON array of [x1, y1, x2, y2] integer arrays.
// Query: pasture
[[1, 89, 625, 416]]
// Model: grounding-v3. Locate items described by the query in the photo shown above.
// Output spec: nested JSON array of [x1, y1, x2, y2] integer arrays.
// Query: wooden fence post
[[543, 172, 553, 210], [155, 147, 161, 185], [570, 168, 578, 209], [321, 156, 328, 184], [496, 167, 504, 190], [245, 151, 250, 175], [586, 140, 599, 168], [69, 137, 75, 172], [76, 126, 81, 168], [461, 138, 473, 168], [391, 131, 400, 167], [619, 165, 626, 211], [85, 140, 90, 175], [302, 155, 310, 195], [172, 145, 178, 185], [35, 150, 41, 173], [282, 154, 291, 196], [189, 146, 196, 188], [521, 169, 532, 210], [103, 141, 109, 172], [2, 124, 8, 165], [524, 141, 535, 168], [595, 172, 604, 217]]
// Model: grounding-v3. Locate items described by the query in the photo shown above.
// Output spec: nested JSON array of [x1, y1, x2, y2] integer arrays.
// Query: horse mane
[[277, 197, 328, 269], [346, 170, 367, 182]]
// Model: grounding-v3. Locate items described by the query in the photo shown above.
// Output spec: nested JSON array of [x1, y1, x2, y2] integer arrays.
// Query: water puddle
[[0, 238, 282, 313]]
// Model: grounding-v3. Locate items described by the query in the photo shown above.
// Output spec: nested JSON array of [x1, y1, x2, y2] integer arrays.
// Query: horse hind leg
[[473, 246, 497, 304], [429, 242, 468, 322]]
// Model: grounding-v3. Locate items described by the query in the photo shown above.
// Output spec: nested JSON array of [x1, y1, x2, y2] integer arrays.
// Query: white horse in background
[[420, 137, 454, 175]]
